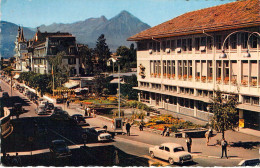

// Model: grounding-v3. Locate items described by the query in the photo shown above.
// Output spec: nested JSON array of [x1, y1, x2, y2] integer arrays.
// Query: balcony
[[201, 76, 206, 83], [241, 80, 248, 87], [208, 76, 213, 83], [217, 77, 222, 84]]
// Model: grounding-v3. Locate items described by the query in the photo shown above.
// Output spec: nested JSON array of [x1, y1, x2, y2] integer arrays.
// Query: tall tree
[[210, 90, 239, 139], [121, 75, 138, 100], [78, 45, 93, 76], [94, 34, 111, 73], [47, 51, 70, 88], [116, 43, 137, 72]]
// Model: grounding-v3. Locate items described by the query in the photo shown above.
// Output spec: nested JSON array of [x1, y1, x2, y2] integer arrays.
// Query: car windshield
[[173, 147, 184, 152], [97, 130, 106, 133]]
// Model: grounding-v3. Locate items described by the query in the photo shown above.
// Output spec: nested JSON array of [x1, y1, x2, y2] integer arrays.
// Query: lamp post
[[166, 98, 169, 112], [206, 105, 211, 125]]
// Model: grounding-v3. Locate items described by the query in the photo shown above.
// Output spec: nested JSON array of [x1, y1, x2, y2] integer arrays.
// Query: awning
[[63, 81, 80, 89], [110, 78, 125, 84], [13, 74, 20, 79], [75, 88, 88, 92]]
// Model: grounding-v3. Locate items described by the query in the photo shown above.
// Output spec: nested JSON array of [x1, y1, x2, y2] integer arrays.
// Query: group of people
[[162, 126, 170, 136], [84, 107, 96, 117], [184, 129, 228, 159]]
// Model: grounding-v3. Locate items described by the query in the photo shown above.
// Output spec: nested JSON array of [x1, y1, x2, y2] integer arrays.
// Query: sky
[[1, 0, 235, 28]]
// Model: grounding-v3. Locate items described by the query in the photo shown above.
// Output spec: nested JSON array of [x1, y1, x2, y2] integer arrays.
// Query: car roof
[[39, 105, 45, 108], [160, 143, 183, 148], [72, 114, 83, 117], [52, 140, 65, 144]]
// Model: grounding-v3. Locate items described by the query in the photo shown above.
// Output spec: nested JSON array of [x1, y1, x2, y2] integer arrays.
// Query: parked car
[[45, 102, 54, 111], [49, 140, 71, 158], [71, 114, 90, 127], [12, 103, 25, 116], [238, 158, 259, 166], [50, 110, 71, 121], [2, 92, 9, 99], [35, 105, 48, 115], [19, 87, 24, 93], [149, 143, 193, 165], [56, 98, 64, 104], [83, 127, 112, 142]]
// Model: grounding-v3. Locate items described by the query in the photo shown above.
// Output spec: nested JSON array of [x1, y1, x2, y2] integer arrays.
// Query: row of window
[[149, 60, 260, 86], [137, 32, 258, 52]]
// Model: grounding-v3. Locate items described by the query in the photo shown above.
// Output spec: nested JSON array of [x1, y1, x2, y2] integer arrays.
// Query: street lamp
[[206, 105, 211, 125], [166, 98, 169, 112]]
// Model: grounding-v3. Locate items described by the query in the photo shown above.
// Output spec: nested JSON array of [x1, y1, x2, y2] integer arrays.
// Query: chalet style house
[[128, 0, 260, 130]]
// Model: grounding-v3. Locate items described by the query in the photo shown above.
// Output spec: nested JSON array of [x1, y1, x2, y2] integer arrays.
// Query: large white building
[[128, 0, 260, 130]]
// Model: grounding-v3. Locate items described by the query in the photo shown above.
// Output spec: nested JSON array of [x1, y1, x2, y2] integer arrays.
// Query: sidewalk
[[63, 102, 259, 160]]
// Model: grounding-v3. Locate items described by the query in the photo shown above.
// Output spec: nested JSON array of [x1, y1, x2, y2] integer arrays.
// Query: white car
[[149, 143, 192, 165], [83, 127, 112, 142]]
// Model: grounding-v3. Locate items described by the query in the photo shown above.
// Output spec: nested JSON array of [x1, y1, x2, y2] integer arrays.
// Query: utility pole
[[118, 61, 120, 118], [52, 64, 54, 97]]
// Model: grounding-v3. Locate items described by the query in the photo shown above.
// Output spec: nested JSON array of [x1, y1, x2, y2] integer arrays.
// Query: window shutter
[[196, 61, 201, 73], [242, 62, 249, 76], [202, 61, 207, 76], [231, 62, 238, 75], [251, 62, 257, 77]]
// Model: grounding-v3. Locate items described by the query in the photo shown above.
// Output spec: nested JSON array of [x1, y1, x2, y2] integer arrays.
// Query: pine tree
[[94, 34, 111, 73]]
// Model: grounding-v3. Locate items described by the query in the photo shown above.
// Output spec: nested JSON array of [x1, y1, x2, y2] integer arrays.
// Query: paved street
[[1, 79, 259, 166]]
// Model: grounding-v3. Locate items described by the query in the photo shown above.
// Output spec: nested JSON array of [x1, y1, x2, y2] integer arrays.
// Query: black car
[[50, 110, 71, 121], [71, 114, 90, 127], [49, 140, 71, 158], [45, 102, 54, 111]]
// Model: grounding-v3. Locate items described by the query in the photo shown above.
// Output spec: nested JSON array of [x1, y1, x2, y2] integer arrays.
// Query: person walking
[[126, 123, 131, 136], [205, 130, 210, 146], [186, 136, 192, 153], [139, 123, 144, 131], [66, 100, 70, 108], [221, 138, 228, 159], [165, 126, 170, 136], [162, 126, 167, 136]]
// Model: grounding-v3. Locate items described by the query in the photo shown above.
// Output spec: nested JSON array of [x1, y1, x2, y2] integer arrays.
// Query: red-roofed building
[[128, 0, 260, 130], [27, 28, 79, 76]]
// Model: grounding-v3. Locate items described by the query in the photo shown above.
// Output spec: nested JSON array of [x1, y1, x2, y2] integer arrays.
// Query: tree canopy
[[78, 45, 93, 76], [210, 90, 239, 138], [47, 51, 70, 88], [116, 44, 136, 72]]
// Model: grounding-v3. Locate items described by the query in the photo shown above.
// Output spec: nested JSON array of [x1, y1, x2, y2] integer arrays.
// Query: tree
[[3, 66, 13, 76], [78, 45, 93, 76], [47, 51, 70, 88], [94, 34, 111, 73], [121, 75, 138, 100], [116, 43, 137, 72], [210, 90, 239, 139], [93, 74, 109, 97]]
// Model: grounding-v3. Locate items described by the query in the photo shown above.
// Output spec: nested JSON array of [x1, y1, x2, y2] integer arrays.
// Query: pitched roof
[[18, 27, 26, 42], [128, 0, 260, 41]]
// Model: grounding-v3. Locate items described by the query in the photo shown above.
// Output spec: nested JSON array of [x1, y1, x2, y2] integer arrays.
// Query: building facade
[[27, 29, 80, 76], [128, 0, 260, 130]]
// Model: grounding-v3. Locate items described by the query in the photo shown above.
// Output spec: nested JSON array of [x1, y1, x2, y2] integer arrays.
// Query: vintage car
[[149, 143, 192, 164], [71, 114, 90, 127], [49, 140, 71, 158], [83, 127, 112, 142], [12, 103, 25, 116], [35, 105, 48, 115]]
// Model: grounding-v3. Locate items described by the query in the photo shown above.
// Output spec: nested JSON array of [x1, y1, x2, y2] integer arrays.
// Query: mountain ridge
[[0, 10, 150, 58]]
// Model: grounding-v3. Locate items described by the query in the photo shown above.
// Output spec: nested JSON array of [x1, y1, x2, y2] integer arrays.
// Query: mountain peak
[[118, 10, 133, 17], [100, 15, 107, 22]]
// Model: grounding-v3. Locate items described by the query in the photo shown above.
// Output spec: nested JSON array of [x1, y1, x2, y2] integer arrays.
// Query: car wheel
[[169, 158, 174, 165], [150, 151, 155, 158]]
